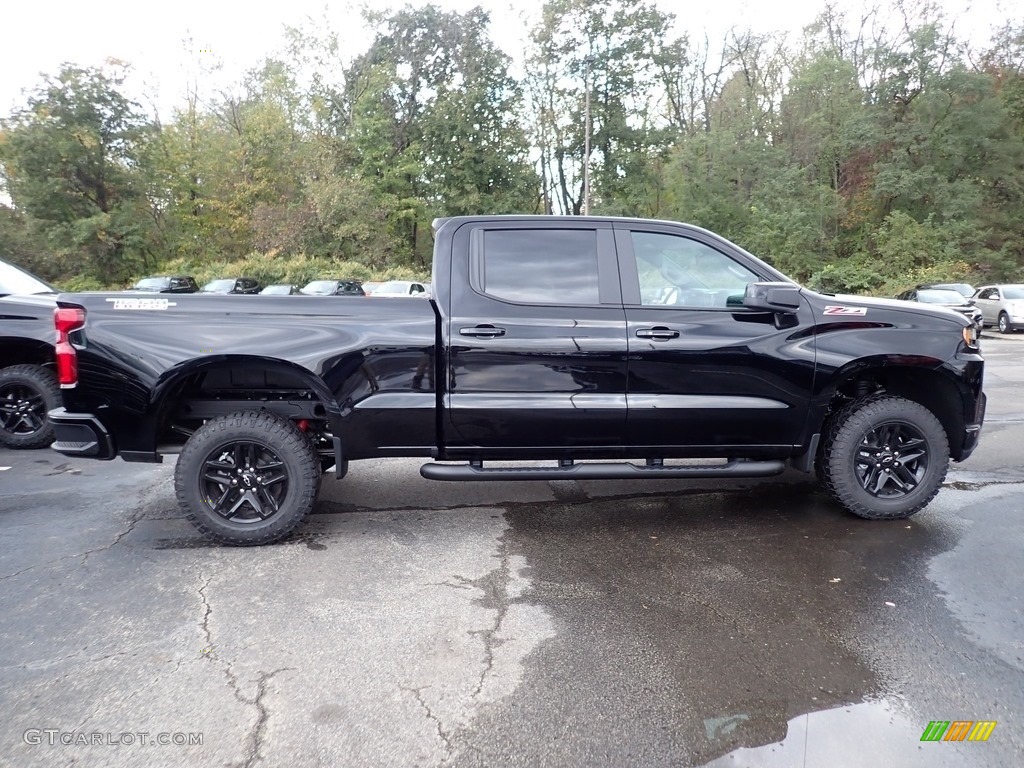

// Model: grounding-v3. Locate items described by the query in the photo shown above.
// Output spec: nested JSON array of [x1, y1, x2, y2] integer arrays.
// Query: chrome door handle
[[459, 325, 506, 338], [635, 327, 679, 340]]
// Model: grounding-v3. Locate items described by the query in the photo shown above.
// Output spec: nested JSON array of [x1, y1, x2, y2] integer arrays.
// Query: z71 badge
[[823, 305, 867, 316]]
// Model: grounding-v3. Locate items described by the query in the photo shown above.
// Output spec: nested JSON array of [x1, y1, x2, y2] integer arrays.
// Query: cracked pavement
[[1, 337, 1023, 767]]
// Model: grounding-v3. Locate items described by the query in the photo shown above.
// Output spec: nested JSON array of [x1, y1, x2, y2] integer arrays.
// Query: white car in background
[[360, 281, 382, 296], [370, 280, 430, 297], [972, 284, 1024, 334]]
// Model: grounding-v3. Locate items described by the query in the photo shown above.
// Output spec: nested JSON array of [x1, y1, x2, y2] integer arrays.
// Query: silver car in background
[[972, 284, 1024, 334]]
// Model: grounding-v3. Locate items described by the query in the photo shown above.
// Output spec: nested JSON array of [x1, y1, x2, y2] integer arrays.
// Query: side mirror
[[742, 282, 802, 313], [967, 298, 976, 305]]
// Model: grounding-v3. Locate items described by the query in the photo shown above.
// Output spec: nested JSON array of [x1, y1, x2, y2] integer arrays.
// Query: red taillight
[[54, 307, 86, 388]]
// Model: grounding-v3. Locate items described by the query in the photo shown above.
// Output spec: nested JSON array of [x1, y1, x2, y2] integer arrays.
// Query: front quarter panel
[[804, 293, 984, 459]]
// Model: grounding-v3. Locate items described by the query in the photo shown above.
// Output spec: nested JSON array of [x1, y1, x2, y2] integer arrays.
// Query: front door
[[445, 220, 628, 453], [973, 287, 999, 325], [615, 224, 816, 454]]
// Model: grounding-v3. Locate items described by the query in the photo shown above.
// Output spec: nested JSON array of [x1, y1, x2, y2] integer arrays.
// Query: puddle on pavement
[[452, 484, 965, 766], [702, 700, 972, 767]]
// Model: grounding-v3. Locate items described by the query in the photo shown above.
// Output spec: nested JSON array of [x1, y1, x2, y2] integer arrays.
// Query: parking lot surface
[[2, 335, 1023, 767]]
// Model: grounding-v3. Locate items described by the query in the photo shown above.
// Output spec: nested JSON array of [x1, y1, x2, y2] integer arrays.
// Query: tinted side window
[[630, 232, 758, 308], [481, 229, 599, 305]]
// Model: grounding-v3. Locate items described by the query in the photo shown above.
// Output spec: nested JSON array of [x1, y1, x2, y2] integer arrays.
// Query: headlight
[[962, 324, 980, 349]]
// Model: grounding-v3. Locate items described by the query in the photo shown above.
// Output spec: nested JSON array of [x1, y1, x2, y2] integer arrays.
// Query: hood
[[826, 293, 969, 326]]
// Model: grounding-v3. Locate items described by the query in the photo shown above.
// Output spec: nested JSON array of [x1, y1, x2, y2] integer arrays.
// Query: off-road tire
[[0, 364, 61, 449], [819, 394, 949, 520], [174, 410, 318, 545]]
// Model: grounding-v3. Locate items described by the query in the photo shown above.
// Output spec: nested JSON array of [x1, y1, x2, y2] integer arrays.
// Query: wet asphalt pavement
[[1, 336, 1023, 767]]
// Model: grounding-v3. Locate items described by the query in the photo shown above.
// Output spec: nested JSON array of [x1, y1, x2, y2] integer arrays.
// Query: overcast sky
[[0, 0, 1014, 118]]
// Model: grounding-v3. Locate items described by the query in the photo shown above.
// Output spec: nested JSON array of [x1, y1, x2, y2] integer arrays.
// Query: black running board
[[419, 459, 785, 481]]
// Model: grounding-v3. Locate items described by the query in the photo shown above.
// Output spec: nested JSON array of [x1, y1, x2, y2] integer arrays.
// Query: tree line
[[1, 0, 1022, 294]]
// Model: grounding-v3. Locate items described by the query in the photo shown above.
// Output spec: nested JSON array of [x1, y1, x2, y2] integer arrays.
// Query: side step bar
[[420, 459, 785, 481]]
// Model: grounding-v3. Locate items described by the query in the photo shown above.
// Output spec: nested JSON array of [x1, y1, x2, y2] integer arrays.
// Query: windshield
[[932, 283, 974, 298], [301, 281, 337, 295], [261, 285, 293, 295], [202, 279, 236, 292], [917, 289, 966, 304], [134, 277, 169, 291], [1002, 286, 1024, 300], [0, 260, 56, 296]]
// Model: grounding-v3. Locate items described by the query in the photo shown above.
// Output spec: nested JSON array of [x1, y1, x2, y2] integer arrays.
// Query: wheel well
[[0, 339, 54, 370], [827, 367, 965, 456], [153, 359, 337, 457]]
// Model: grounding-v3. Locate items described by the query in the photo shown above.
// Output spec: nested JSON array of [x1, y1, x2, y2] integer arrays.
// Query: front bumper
[[48, 408, 116, 460]]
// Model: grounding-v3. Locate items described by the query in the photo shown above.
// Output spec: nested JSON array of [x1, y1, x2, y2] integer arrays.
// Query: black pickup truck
[[49, 216, 986, 545], [0, 259, 61, 448]]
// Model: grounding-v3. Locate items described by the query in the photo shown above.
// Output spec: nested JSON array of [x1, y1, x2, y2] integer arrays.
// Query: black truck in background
[[49, 216, 986, 545], [0, 259, 61, 448]]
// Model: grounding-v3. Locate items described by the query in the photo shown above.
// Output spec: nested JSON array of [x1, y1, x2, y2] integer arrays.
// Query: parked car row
[[127, 276, 432, 297], [894, 282, 1024, 335]]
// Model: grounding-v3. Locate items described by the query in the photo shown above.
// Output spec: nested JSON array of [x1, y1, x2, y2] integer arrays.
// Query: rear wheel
[[0, 365, 60, 449], [819, 395, 949, 520], [174, 410, 318, 545]]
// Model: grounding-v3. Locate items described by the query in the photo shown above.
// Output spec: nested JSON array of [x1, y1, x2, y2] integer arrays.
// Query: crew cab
[[48, 216, 986, 545]]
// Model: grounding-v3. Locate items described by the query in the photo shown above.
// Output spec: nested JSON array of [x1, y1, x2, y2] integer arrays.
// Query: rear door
[[615, 223, 817, 453], [446, 220, 628, 452]]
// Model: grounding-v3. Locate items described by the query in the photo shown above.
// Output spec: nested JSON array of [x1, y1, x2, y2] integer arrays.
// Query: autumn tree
[[0, 64, 156, 281]]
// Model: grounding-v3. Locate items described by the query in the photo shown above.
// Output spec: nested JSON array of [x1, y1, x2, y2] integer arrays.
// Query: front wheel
[[818, 395, 949, 520], [174, 410, 319, 545], [998, 312, 1012, 334]]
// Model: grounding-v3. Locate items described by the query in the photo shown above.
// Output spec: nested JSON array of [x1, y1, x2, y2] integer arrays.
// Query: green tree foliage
[[526, 0, 675, 215], [343, 4, 538, 265], [0, 64, 156, 281]]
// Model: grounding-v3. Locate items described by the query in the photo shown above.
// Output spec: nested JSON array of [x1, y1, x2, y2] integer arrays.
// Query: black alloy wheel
[[818, 394, 949, 520], [0, 365, 60, 449], [175, 410, 319, 545], [199, 441, 289, 524], [853, 422, 928, 498]]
